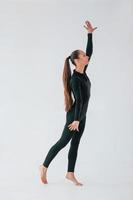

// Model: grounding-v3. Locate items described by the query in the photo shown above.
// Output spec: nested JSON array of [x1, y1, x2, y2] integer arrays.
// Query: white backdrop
[[0, 0, 133, 199]]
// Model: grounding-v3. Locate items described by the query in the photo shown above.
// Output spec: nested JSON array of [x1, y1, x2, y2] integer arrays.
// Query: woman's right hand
[[84, 20, 97, 33], [68, 121, 80, 132]]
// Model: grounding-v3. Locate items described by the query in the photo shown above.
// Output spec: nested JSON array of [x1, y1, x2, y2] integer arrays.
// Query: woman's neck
[[75, 68, 84, 74]]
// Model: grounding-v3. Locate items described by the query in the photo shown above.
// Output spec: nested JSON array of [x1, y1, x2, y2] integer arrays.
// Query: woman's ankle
[[42, 164, 47, 168], [66, 172, 75, 176]]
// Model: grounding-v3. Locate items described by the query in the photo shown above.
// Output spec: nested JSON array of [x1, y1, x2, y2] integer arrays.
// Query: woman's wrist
[[74, 120, 80, 123]]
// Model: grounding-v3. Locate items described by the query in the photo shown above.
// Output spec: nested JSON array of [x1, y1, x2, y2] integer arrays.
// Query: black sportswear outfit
[[43, 33, 93, 172]]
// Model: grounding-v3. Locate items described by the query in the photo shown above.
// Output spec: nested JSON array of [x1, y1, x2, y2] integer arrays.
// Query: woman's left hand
[[84, 20, 97, 33], [68, 121, 80, 132]]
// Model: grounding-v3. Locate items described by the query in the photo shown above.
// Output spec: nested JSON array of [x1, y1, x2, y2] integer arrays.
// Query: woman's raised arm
[[83, 21, 97, 73], [84, 33, 93, 73]]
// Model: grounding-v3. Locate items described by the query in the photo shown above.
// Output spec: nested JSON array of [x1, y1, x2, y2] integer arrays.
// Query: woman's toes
[[39, 165, 48, 184], [75, 182, 83, 186], [41, 177, 48, 184]]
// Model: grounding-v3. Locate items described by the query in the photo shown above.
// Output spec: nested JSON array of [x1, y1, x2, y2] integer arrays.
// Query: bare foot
[[39, 164, 48, 184], [65, 172, 83, 186]]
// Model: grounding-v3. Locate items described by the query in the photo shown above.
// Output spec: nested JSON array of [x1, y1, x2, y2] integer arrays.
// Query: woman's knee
[[56, 135, 70, 149]]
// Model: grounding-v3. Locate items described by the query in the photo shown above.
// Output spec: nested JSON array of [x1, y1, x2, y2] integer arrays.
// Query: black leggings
[[43, 108, 86, 172]]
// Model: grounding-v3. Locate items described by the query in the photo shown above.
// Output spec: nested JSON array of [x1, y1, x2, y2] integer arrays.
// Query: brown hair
[[62, 50, 80, 112]]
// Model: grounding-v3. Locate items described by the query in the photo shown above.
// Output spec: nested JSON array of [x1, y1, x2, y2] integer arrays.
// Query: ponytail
[[62, 56, 73, 112]]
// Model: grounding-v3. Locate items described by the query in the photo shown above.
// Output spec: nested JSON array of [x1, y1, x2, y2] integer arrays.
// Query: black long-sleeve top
[[69, 33, 93, 121]]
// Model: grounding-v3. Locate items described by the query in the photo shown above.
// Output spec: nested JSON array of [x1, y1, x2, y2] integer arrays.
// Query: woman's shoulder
[[70, 75, 82, 86], [70, 74, 81, 82]]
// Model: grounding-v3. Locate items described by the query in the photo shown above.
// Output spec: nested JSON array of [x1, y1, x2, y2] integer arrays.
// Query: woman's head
[[70, 49, 89, 67], [62, 49, 89, 112]]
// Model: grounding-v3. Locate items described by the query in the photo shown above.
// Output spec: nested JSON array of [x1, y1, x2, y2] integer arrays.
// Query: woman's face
[[78, 50, 89, 66]]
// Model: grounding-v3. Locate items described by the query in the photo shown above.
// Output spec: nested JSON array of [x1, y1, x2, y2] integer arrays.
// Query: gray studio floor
[[0, 162, 133, 200]]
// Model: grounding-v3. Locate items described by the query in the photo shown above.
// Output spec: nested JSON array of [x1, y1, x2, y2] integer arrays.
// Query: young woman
[[39, 21, 97, 186]]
